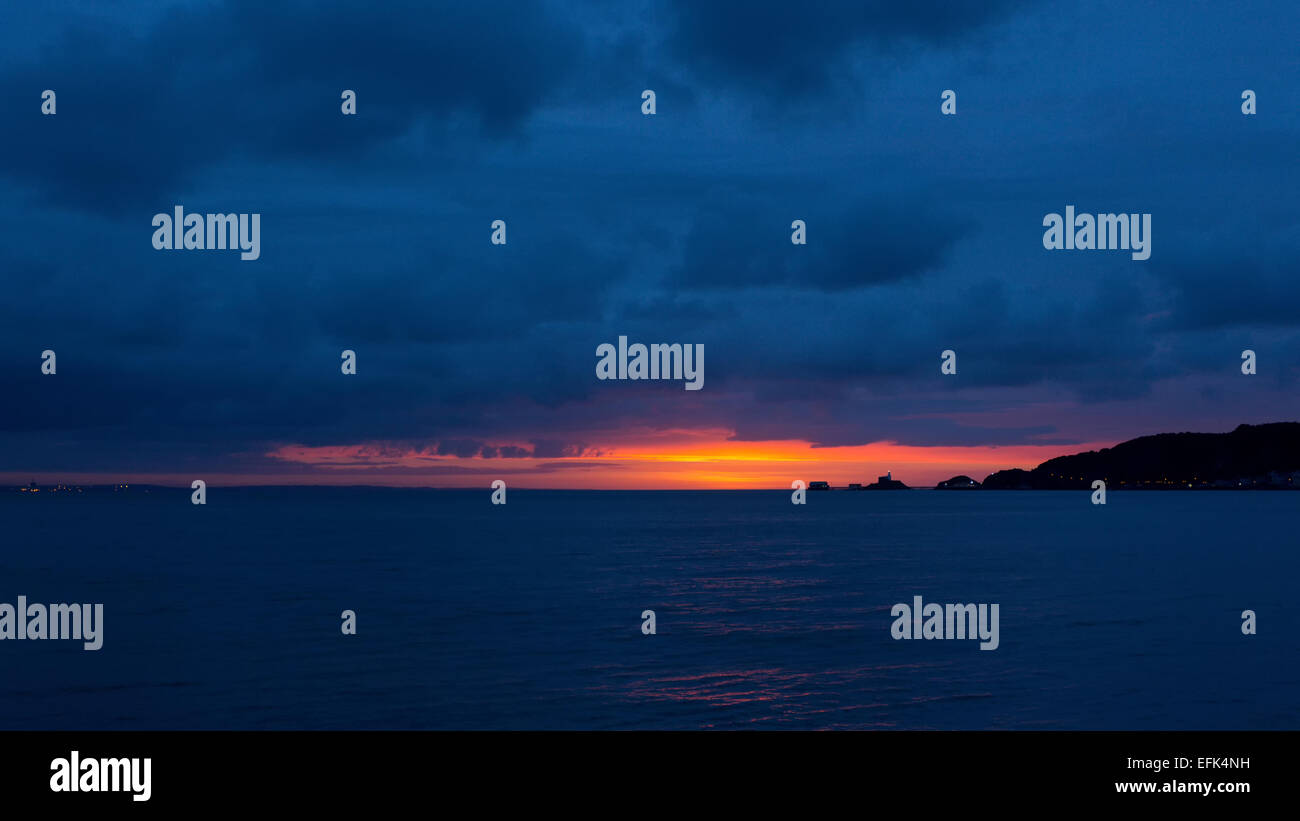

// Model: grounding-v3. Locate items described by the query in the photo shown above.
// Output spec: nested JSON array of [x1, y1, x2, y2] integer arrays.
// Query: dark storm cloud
[[530, 439, 588, 459], [673, 195, 972, 292], [662, 0, 1037, 96], [0, 210, 620, 456], [1151, 240, 1300, 332], [306, 224, 622, 345], [0, 0, 585, 210], [2, 0, 1299, 479], [435, 439, 487, 458]]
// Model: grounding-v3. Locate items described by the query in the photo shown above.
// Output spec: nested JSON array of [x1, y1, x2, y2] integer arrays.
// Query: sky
[[1, 0, 1298, 489]]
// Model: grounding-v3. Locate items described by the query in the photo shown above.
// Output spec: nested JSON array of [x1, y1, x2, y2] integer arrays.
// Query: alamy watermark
[[891, 595, 999, 650], [50, 751, 150, 802], [596, 336, 703, 390], [1043, 206, 1150, 260], [0, 596, 103, 650], [152, 206, 260, 261]]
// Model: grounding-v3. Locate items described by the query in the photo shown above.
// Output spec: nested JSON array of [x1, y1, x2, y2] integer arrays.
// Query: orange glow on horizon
[[3, 430, 1115, 490], [246, 430, 1113, 489]]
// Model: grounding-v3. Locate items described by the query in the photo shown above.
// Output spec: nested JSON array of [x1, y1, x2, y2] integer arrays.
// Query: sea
[[1, 488, 1296, 730]]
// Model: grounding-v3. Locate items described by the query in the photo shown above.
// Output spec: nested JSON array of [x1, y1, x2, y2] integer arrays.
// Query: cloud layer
[[1, 0, 1298, 485]]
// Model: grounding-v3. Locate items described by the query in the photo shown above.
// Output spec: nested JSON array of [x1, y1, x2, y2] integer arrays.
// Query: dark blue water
[[1, 488, 1296, 729]]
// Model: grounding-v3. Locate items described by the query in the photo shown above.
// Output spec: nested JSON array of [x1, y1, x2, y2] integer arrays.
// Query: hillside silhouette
[[982, 423, 1300, 489]]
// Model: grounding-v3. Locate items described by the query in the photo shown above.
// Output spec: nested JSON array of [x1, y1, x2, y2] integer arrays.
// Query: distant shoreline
[[10, 422, 1300, 494]]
